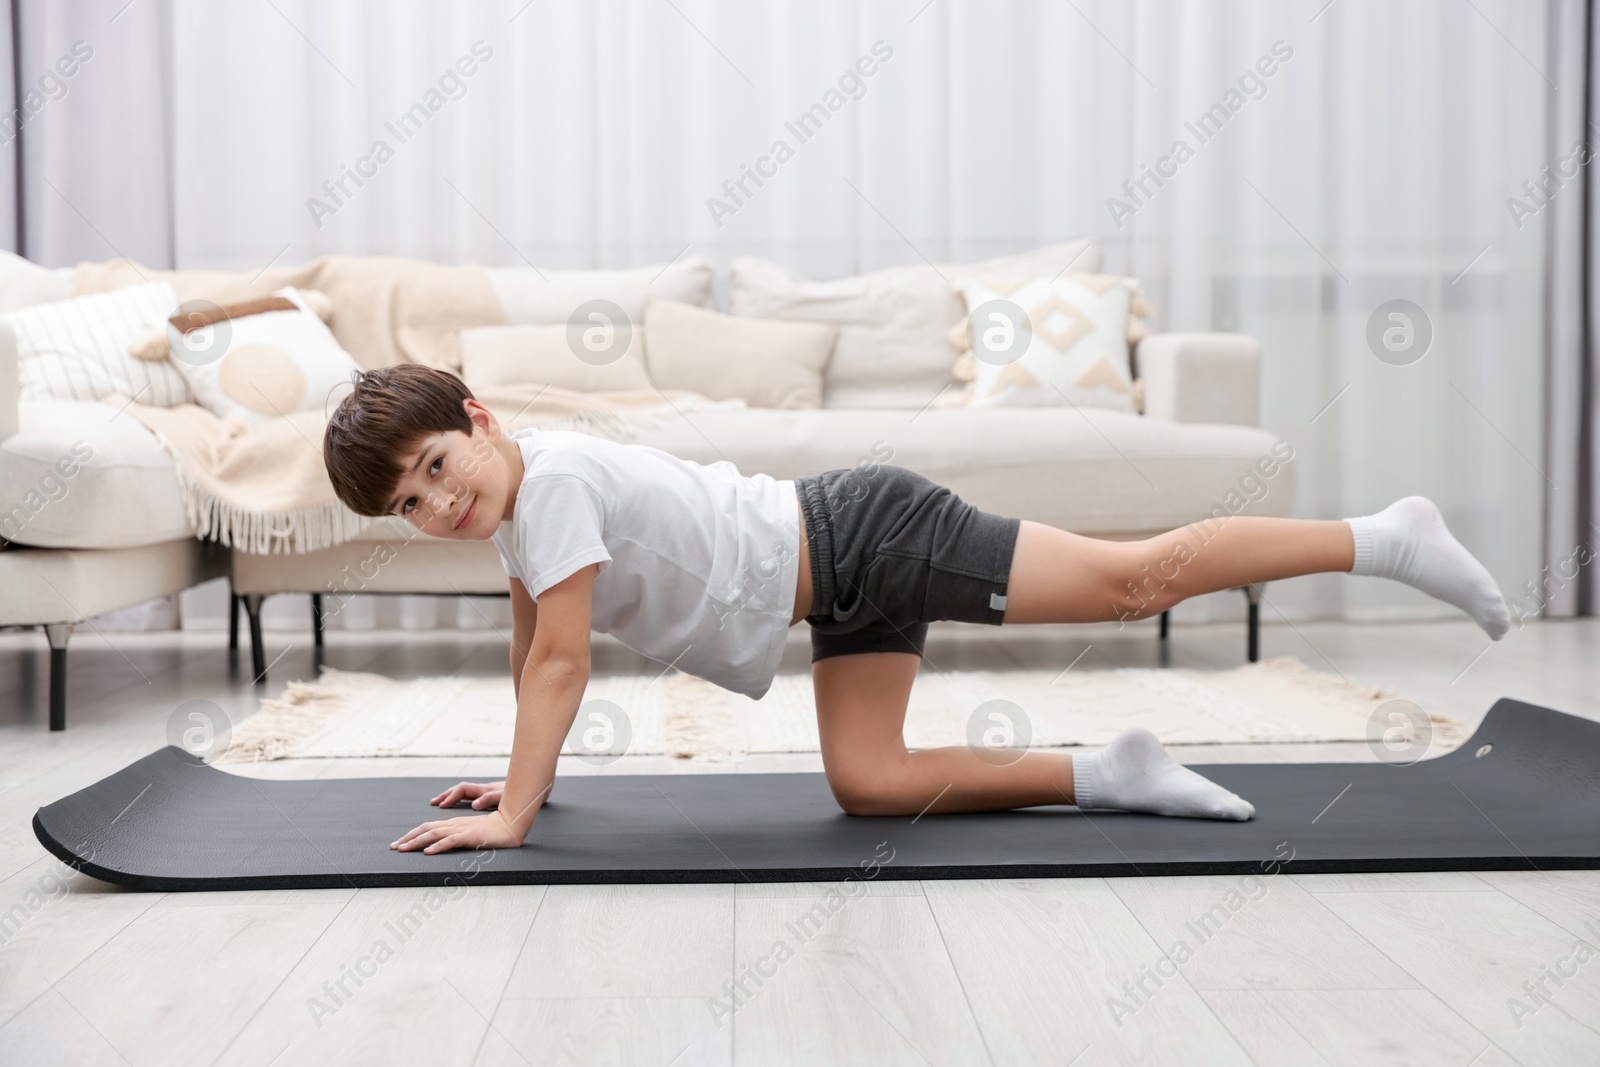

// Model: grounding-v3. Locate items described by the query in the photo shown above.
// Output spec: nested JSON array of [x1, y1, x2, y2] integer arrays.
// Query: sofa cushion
[[613, 407, 1295, 537], [0, 250, 75, 312], [728, 240, 1103, 410], [954, 274, 1138, 412], [0, 398, 194, 549], [230, 529, 508, 597], [167, 287, 362, 427], [7, 281, 193, 407], [643, 298, 837, 409], [485, 258, 716, 326], [0, 538, 224, 626], [460, 323, 655, 393]]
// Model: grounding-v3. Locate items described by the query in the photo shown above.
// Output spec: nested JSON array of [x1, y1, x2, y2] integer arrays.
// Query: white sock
[[1343, 496, 1509, 640], [1071, 727, 1254, 821]]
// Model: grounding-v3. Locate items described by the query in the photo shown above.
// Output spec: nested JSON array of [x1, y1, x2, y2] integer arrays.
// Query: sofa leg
[[243, 594, 267, 682], [1241, 583, 1264, 663], [1159, 610, 1169, 641], [45, 622, 72, 731], [228, 587, 240, 651], [311, 593, 324, 649]]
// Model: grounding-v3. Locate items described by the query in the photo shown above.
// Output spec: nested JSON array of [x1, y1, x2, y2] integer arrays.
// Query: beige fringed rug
[[216, 656, 1466, 765]]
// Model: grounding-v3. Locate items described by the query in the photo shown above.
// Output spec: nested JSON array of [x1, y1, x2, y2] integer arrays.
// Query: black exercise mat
[[32, 697, 1600, 891]]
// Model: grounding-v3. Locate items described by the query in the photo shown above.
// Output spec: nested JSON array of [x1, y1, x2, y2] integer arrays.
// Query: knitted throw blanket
[[79, 256, 743, 554]]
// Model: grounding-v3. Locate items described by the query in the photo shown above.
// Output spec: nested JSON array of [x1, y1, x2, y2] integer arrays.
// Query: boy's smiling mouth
[[453, 494, 477, 531]]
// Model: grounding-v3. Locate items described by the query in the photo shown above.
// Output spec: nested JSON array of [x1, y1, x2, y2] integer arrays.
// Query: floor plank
[[1472, 870, 1600, 944], [1316, 889, 1600, 1064], [501, 883, 733, 999], [1106, 873, 1419, 990], [1199, 988, 1512, 1067], [211, 885, 539, 1067], [730, 890, 990, 1065], [484, 884, 734, 1064], [922, 878, 1253, 1065], [0, 854, 166, 1018], [1294, 871, 1493, 893], [476, 998, 729, 1067], [7, 896, 350, 1065]]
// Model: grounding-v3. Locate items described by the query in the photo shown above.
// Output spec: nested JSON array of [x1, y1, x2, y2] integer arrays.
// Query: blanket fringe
[[155, 434, 377, 555]]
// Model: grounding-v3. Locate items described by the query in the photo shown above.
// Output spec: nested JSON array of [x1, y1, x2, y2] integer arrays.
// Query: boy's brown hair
[[323, 364, 476, 517]]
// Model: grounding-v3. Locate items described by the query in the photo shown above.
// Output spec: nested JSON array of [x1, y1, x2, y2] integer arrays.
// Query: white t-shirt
[[492, 427, 801, 700]]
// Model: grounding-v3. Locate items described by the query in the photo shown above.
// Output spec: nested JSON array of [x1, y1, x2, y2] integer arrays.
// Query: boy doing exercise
[[320, 365, 1510, 855]]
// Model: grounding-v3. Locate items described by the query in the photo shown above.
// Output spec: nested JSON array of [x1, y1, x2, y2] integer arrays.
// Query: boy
[[321, 365, 1511, 856]]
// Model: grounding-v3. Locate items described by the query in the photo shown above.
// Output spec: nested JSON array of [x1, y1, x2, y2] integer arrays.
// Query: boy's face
[[383, 399, 516, 539]]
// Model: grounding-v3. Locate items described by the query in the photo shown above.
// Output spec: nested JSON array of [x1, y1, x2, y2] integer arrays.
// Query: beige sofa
[[0, 247, 1294, 729]]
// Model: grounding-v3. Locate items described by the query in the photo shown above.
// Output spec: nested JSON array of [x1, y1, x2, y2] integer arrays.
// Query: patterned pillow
[[164, 287, 361, 427], [8, 282, 192, 406], [952, 274, 1144, 412]]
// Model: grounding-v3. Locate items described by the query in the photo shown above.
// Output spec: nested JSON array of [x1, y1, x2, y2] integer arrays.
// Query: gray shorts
[[794, 465, 1021, 661]]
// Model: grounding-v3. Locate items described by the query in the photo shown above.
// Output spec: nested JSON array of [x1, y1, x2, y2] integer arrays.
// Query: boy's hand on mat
[[390, 811, 525, 854], [429, 780, 507, 811]]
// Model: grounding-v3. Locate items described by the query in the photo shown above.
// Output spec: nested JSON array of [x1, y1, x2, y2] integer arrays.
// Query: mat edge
[[39, 855, 1595, 893]]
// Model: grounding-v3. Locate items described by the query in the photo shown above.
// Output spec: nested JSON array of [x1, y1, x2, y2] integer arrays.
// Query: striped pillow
[[8, 282, 192, 407]]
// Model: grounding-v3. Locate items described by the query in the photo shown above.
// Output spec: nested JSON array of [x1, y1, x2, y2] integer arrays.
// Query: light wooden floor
[[1, 612, 1598, 1066]]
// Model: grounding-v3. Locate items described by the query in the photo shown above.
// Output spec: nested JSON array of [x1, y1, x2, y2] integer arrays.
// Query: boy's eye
[[398, 455, 444, 516]]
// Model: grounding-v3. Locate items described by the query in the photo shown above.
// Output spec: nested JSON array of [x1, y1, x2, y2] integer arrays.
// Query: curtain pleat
[[0, 0, 18, 255], [1544, 0, 1598, 619]]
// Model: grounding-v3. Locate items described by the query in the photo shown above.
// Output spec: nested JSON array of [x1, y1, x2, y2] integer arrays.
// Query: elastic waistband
[[795, 476, 836, 621]]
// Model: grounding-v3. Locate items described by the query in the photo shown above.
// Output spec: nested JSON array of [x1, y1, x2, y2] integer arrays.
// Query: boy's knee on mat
[[826, 767, 915, 817]]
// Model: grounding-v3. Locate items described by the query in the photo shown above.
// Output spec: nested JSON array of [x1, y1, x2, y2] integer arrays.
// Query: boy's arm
[[496, 563, 597, 840], [509, 577, 538, 703]]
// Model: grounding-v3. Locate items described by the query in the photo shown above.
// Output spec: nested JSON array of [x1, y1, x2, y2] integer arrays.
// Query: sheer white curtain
[[16, 0, 1554, 632], [15, 0, 171, 269]]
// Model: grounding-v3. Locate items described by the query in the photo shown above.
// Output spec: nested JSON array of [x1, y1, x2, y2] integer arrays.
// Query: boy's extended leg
[[812, 650, 1253, 820], [998, 515, 1353, 625], [1001, 498, 1509, 639]]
